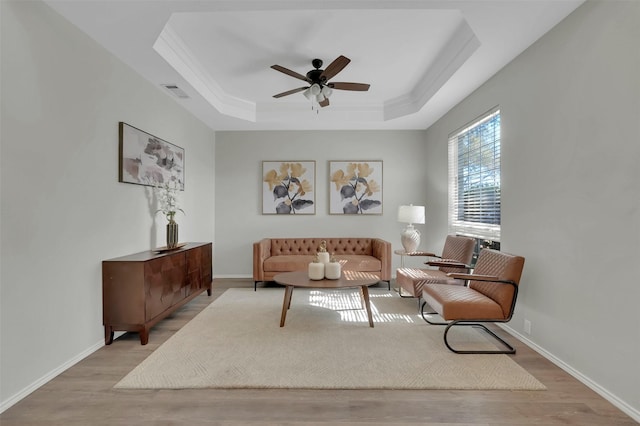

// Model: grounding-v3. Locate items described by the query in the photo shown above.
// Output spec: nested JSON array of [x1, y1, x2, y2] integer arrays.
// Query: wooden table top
[[273, 270, 380, 289]]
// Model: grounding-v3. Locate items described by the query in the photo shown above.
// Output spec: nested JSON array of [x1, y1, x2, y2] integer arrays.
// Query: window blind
[[448, 109, 501, 241]]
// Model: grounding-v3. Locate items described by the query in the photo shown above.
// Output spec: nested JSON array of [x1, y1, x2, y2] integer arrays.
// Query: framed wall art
[[119, 122, 185, 189], [262, 161, 315, 215], [329, 161, 383, 215]]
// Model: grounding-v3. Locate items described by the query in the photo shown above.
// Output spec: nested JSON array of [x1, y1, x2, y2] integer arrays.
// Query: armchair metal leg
[[419, 301, 448, 325], [420, 301, 516, 354], [443, 321, 516, 354]]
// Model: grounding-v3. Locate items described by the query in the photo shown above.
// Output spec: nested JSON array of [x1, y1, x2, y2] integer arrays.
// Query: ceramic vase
[[308, 261, 325, 280], [317, 251, 330, 264], [166, 218, 179, 248], [325, 261, 341, 279]]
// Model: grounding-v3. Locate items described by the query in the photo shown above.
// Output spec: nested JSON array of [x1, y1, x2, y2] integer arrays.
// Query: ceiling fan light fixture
[[309, 84, 321, 96], [321, 85, 333, 98], [316, 93, 325, 103], [303, 87, 313, 100]]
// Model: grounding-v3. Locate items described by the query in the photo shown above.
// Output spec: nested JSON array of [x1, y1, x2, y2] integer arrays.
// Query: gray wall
[[0, 0, 215, 409], [424, 0, 639, 417], [214, 130, 433, 277]]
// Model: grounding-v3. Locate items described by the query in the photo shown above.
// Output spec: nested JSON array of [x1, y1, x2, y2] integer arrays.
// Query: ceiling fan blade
[[329, 82, 370, 91], [273, 87, 308, 98], [318, 97, 330, 108], [271, 65, 310, 82], [320, 55, 350, 81]]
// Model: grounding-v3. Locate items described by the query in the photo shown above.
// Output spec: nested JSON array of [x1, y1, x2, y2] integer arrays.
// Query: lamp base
[[401, 225, 420, 253]]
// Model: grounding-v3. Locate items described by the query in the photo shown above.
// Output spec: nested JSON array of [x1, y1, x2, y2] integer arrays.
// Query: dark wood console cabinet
[[102, 242, 212, 345]]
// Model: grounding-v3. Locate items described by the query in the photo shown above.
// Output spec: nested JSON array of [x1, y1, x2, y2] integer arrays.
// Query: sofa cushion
[[263, 255, 315, 272], [334, 255, 382, 272], [263, 254, 382, 273]]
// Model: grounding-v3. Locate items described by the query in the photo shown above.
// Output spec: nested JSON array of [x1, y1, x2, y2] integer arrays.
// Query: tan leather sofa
[[253, 237, 392, 290]]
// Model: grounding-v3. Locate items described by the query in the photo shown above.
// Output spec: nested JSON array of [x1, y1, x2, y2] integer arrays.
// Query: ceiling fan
[[271, 56, 370, 107]]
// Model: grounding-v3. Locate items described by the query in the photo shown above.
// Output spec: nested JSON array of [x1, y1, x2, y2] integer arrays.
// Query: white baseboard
[[500, 324, 640, 423], [0, 338, 105, 414]]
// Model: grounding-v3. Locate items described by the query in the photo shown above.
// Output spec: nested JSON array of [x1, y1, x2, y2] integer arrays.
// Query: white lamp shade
[[321, 86, 333, 97], [397, 205, 425, 225]]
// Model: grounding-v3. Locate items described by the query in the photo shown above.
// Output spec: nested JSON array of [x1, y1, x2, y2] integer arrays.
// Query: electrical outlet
[[524, 319, 532, 335]]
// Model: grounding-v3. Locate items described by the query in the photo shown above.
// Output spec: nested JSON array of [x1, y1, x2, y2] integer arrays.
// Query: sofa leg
[[254, 281, 258, 291]]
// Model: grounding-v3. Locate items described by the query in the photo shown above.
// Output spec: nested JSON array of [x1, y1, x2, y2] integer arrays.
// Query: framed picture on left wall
[[119, 122, 185, 189], [262, 161, 315, 214]]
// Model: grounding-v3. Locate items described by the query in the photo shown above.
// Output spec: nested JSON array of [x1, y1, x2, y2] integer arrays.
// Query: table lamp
[[397, 204, 425, 253]]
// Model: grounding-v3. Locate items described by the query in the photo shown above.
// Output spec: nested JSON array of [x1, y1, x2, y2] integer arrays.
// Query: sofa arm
[[253, 239, 272, 281], [372, 238, 392, 281]]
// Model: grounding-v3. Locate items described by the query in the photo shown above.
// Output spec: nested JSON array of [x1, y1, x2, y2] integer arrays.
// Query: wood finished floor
[[1, 279, 635, 425]]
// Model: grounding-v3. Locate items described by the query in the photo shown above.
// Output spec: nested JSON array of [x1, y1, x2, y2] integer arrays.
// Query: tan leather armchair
[[421, 248, 525, 354], [396, 235, 476, 298]]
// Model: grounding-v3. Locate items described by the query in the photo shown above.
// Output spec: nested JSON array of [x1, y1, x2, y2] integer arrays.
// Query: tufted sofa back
[[270, 238, 374, 256]]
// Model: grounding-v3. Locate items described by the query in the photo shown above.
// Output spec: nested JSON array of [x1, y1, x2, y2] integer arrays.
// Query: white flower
[[155, 181, 184, 221]]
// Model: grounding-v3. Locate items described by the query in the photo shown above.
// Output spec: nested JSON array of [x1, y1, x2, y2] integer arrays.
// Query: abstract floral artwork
[[119, 122, 184, 189], [329, 161, 383, 214], [262, 161, 315, 214]]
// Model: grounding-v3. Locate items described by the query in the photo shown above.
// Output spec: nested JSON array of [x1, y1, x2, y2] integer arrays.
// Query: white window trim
[[448, 108, 501, 241]]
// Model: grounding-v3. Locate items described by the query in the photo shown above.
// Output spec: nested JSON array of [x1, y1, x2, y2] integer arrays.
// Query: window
[[448, 108, 501, 241]]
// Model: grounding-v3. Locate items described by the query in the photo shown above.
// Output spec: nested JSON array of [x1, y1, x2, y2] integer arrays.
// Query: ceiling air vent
[[161, 84, 189, 99]]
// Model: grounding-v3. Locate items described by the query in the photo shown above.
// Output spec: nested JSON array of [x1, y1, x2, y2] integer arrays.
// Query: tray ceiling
[[43, 0, 584, 130]]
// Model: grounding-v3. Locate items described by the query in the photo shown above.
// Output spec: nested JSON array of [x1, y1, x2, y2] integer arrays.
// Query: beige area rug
[[115, 288, 546, 390]]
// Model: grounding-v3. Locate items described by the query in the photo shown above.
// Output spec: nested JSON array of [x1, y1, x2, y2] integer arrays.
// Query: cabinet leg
[[207, 288, 212, 296], [104, 326, 114, 345]]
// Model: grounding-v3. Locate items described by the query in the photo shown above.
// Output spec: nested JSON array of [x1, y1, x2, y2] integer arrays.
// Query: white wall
[[424, 0, 640, 418], [0, 0, 215, 409], [214, 130, 432, 277]]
